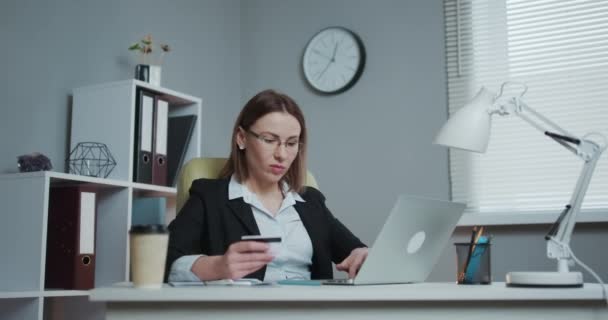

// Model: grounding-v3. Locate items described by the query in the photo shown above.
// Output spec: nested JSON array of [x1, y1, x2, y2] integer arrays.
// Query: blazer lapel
[[227, 198, 260, 235], [294, 201, 324, 265]]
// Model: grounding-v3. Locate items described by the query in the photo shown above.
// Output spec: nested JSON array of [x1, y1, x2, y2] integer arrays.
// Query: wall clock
[[302, 27, 366, 94]]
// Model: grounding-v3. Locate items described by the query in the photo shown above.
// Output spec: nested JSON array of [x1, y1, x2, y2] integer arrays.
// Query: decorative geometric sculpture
[[68, 142, 117, 178]]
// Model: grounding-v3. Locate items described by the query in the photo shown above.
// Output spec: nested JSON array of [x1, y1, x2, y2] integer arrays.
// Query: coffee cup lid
[[130, 224, 168, 234]]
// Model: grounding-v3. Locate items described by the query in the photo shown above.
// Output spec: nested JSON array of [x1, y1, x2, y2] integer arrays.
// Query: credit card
[[241, 235, 282, 243]]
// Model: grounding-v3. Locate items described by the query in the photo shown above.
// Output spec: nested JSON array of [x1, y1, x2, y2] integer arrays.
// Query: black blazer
[[165, 178, 365, 281]]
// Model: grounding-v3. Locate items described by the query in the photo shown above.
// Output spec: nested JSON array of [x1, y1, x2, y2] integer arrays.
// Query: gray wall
[[240, 0, 450, 247], [239, 0, 608, 283], [1, 0, 606, 283], [0, 0, 240, 174]]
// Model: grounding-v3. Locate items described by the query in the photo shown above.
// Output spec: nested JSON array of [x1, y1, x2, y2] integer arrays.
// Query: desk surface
[[89, 282, 606, 303]]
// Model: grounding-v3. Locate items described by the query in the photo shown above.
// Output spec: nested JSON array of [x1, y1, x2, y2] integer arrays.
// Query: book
[[167, 115, 197, 186]]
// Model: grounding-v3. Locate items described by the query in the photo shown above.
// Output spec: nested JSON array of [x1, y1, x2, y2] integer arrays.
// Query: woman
[[166, 89, 367, 282]]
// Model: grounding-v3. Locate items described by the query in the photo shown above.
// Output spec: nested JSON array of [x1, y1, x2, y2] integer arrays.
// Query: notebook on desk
[[324, 195, 465, 285]]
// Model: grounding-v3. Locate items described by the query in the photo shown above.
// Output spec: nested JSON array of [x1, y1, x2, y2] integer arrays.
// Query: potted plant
[[129, 35, 170, 86]]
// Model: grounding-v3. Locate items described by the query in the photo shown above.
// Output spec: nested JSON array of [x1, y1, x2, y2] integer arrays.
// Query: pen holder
[[455, 242, 491, 284]]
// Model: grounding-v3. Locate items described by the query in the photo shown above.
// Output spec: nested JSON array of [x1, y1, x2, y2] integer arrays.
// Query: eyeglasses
[[246, 129, 302, 153]]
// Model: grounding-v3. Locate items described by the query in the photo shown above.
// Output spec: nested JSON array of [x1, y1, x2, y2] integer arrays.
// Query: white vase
[[149, 65, 162, 86]]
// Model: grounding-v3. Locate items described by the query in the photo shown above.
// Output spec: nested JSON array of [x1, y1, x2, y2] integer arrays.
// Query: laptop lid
[[352, 195, 465, 285]]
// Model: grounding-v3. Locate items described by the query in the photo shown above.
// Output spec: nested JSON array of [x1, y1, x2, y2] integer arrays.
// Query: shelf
[[74, 80, 201, 107], [71, 79, 202, 183], [0, 291, 40, 299], [0, 171, 179, 194], [131, 80, 201, 106], [0, 171, 130, 188], [131, 182, 176, 197], [0, 289, 92, 299], [42, 290, 90, 297], [0, 80, 202, 320]]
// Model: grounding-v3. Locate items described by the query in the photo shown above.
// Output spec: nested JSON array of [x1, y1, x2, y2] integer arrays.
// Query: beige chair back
[[176, 157, 318, 213]]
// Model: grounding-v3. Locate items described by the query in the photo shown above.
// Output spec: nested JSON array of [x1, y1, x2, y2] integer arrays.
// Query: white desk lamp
[[434, 82, 607, 287]]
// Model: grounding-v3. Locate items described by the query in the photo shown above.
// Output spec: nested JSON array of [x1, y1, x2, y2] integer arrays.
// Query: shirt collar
[[228, 175, 305, 203]]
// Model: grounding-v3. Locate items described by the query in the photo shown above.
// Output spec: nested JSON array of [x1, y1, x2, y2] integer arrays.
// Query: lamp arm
[[555, 155, 600, 244], [515, 101, 578, 139], [496, 98, 607, 264], [512, 101, 580, 156]]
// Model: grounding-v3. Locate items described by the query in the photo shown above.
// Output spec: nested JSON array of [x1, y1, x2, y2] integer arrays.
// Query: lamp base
[[506, 271, 583, 287]]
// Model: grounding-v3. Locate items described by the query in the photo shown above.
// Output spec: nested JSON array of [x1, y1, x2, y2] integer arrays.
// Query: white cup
[[129, 225, 169, 289]]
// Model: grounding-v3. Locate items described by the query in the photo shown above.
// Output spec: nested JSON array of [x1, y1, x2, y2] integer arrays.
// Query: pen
[[459, 226, 485, 282], [470, 226, 485, 254], [458, 226, 478, 282]]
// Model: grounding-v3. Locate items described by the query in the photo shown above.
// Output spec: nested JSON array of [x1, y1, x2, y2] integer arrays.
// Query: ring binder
[[45, 186, 97, 290], [152, 97, 168, 186], [133, 89, 154, 184]]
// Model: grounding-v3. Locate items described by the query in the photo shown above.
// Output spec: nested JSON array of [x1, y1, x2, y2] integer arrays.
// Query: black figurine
[[17, 152, 53, 172]]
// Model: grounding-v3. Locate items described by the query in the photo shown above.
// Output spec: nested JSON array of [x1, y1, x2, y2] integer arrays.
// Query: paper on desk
[[169, 278, 272, 287]]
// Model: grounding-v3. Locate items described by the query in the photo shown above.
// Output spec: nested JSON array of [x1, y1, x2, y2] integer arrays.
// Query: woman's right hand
[[219, 241, 275, 279], [192, 241, 274, 280]]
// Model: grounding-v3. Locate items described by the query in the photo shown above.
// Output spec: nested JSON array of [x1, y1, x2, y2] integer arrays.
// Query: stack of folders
[[133, 88, 197, 187], [133, 89, 168, 186]]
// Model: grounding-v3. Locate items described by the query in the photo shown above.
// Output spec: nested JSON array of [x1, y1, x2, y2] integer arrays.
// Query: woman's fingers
[[231, 252, 274, 263], [230, 241, 270, 253], [336, 255, 352, 271], [223, 241, 275, 279], [349, 249, 369, 278], [227, 241, 273, 263], [337, 248, 369, 278], [348, 255, 363, 278], [226, 261, 269, 280]]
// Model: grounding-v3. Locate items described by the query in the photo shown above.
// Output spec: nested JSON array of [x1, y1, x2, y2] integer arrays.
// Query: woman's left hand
[[336, 247, 369, 279]]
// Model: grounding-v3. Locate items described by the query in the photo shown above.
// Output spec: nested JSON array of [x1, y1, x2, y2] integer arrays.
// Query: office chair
[[176, 157, 318, 213]]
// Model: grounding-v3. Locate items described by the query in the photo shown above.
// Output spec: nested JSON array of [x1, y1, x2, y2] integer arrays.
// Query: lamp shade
[[434, 87, 496, 153]]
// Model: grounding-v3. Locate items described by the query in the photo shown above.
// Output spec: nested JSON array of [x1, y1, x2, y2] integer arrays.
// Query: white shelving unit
[[0, 81, 202, 320], [71, 79, 202, 184]]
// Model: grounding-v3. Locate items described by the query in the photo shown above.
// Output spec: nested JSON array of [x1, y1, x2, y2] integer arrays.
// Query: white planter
[[135, 64, 162, 86], [149, 65, 162, 86]]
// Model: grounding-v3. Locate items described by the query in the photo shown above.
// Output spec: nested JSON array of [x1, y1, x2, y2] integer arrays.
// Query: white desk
[[90, 282, 608, 320]]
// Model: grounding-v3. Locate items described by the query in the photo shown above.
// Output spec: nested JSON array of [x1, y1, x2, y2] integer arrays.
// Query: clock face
[[302, 27, 365, 94]]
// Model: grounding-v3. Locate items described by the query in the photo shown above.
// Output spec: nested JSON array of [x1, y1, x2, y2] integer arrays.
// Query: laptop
[[324, 195, 465, 285]]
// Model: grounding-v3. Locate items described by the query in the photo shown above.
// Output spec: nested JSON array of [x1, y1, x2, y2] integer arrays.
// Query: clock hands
[[312, 49, 332, 61], [317, 42, 339, 80], [317, 60, 332, 80], [330, 42, 338, 62]]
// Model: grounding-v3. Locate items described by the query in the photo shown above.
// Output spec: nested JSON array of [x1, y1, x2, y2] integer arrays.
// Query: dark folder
[[152, 97, 168, 186], [45, 186, 97, 290], [167, 115, 197, 186], [133, 89, 154, 184]]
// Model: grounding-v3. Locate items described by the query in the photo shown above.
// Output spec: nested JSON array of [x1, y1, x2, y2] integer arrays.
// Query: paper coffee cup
[[129, 224, 169, 289]]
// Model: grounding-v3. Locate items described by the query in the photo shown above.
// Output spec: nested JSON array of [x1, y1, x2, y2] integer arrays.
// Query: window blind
[[444, 0, 608, 222]]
